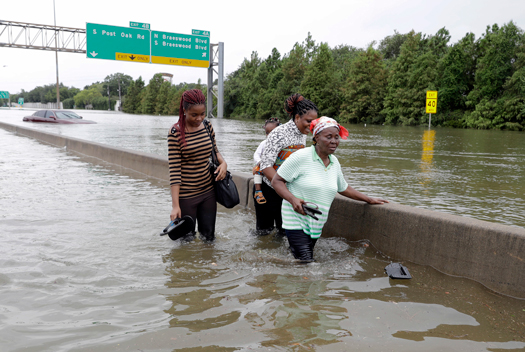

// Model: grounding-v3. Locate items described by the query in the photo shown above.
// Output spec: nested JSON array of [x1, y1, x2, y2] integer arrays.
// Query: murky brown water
[[1, 109, 524, 351]]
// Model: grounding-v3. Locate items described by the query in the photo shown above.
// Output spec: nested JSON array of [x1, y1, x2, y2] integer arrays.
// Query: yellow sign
[[151, 56, 210, 68], [115, 52, 150, 63], [426, 90, 438, 114], [426, 91, 438, 99]]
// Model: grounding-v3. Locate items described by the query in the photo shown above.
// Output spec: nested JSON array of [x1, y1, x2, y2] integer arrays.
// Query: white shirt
[[254, 139, 267, 165], [259, 120, 306, 187]]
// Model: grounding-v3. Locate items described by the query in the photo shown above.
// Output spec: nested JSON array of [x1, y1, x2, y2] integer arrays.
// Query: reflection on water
[[1, 127, 524, 351], [419, 129, 436, 190]]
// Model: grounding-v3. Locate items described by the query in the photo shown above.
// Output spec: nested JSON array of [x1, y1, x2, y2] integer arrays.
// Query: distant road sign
[[192, 29, 210, 37], [86, 23, 150, 62], [426, 90, 438, 114], [0, 91, 9, 99], [18, 97, 24, 105], [151, 30, 210, 68], [130, 22, 150, 30]]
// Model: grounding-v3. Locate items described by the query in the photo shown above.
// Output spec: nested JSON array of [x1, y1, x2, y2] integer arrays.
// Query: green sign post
[[86, 23, 150, 63], [18, 97, 24, 105], [86, 22, 210, 68], [0, 91, 9, 99]]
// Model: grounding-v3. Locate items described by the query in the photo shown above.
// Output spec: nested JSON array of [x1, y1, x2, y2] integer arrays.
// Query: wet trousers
[[179, 189, 216, 241], [253, 182, 283, 235], [286, 229, 318, 262]]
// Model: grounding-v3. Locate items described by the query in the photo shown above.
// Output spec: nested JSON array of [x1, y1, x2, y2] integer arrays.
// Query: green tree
[[465, 22, 525, 129], [382, 28, 450, 125], [155, 80, 171, 115], [437, 32, 478, 114], [73, 87, 103, 108], [378, 30, 409, 61], [123, 76, 145, 114], [300, 42, 337, 116], [103, 73, 133, 97], [382, 31, 421, 125], [340, 47, 388, 123]]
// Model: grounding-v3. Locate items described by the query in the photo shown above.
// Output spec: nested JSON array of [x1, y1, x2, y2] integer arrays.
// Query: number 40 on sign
[[426, 91, 438, 114]]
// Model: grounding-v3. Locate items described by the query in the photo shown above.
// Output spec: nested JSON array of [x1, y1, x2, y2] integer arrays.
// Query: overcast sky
[[1, 0, 524, 94]]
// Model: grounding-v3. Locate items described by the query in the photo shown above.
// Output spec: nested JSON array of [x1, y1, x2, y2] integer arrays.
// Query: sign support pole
[[429, 113, 431, 129], [207, 42, 224, 119], [53, 0, 61, 109], [218, 42, 224, 119]]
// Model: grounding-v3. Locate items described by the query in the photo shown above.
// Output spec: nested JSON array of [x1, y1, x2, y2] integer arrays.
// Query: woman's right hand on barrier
[[170, 206, 181, 221]]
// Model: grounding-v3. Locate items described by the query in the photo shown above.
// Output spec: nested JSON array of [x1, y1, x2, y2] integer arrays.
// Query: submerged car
[[23, 110, 97, 124]]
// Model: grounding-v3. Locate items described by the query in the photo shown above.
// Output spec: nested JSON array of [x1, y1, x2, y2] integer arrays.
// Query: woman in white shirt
[[255, 94, 318, 236]]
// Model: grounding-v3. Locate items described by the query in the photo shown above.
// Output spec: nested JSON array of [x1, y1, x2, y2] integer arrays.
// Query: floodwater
[[0, 109, 524, 352], [1, 109, 524, 228]]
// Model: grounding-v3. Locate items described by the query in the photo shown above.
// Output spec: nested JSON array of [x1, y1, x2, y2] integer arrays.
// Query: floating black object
[[385, 263, 412, 279], [159, 215, 195, 241], [302, 203, 322, 220]]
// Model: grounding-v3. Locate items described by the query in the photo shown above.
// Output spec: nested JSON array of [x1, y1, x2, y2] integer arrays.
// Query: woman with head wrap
[[255, 93, 319, 236], [272, 116, 388, 262], [167, 89, 228, 242]]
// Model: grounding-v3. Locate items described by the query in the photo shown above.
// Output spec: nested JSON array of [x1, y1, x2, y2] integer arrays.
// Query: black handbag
[[203, 120, 240, 208]]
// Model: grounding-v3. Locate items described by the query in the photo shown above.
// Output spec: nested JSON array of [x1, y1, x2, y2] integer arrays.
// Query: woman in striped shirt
[[272, 116, 388, 262], [168, 89, 228, 242]]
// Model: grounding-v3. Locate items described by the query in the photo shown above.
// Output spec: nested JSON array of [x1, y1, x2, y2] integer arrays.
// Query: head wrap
[[309, 116, 349, 139]]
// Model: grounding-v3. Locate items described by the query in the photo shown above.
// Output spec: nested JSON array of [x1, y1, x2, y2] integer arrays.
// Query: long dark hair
[[175, 89, 206, 146], [284, 93, 318, 122]]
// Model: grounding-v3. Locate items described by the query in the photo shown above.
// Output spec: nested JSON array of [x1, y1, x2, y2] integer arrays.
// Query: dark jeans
[[179, 189, 216, 241], [286, 229, 318, 262], [253, 181, 283, 236]]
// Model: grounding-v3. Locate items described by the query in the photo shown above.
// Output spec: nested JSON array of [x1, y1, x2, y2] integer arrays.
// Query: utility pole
[[107, 84, 110, 111], [53, 0, 60, 109], [118, 80, 122, 111]]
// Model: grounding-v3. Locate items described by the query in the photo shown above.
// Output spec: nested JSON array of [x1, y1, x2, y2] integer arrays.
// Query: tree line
[[4, 73, 207, 116], [3, 21, 523, 130], [224, 22, 525, 130]]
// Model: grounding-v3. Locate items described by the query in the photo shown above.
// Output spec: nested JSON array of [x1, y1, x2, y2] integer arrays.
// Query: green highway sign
[[192, 29, 210, 37], [18, 97, 24, 105], [0, 91, 9, 99], [86, 23, 150, 63], [130, 22, 150, 30], [151, 30, 210, 68], [85, 22, 210, 68]]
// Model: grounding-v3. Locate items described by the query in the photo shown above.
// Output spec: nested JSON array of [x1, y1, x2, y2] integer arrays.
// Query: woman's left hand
[[367, 197, 389, 204], [215, 162, 228, 181]]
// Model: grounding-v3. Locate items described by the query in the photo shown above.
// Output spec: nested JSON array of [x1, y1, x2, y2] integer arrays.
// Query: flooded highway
[[1, 109, 524, 351]]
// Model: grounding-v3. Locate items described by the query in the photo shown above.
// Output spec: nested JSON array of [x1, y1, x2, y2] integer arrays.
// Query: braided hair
[[264, 117, 281, 127], [175, 89, 206, 146], [284, 93, 318, 122]]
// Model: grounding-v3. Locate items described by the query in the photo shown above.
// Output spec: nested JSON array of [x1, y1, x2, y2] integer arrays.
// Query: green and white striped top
[[277, 146, 348, 238]]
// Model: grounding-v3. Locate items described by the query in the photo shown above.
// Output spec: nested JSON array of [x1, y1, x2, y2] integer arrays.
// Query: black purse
[[203, 120, 240, 208]]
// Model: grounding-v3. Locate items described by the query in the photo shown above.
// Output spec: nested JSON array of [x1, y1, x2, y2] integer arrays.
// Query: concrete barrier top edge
[[0, 121, 168, 163], [334, 194, 525, 236]]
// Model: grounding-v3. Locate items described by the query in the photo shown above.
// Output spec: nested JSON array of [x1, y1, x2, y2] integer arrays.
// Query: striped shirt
[[277, 146, 348, 238], [259, 120, 306, 187], [168, 122, 219, 199]]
